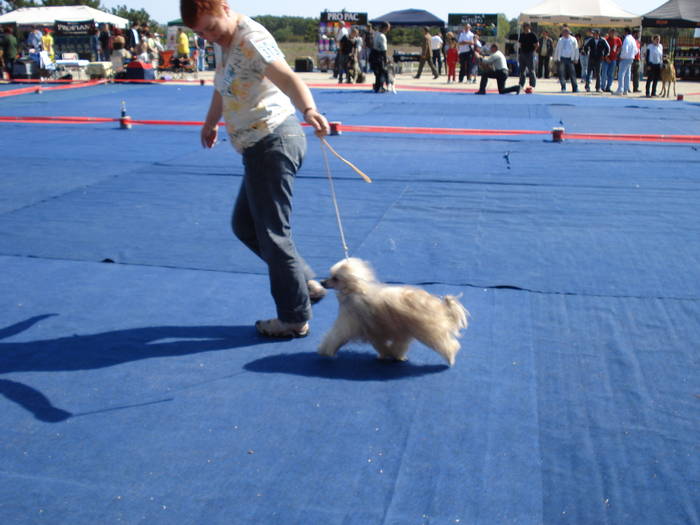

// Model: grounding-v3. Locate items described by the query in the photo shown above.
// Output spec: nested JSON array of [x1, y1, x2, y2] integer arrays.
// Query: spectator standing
[[348, 28, 363, 82], [457, 24, 474, 83], [615, 27, 636, 95], [443, 31, 454, 72], [446, 37, 458, 83], [370, 22, 389, 93], [126, 23, 140, 53], [99, 24, 112, 62], [360, 29, 371, 73], [414, 26, 439, 79], [583, 29, 609, 92], [177, 27, 190, 58], [41, 29, 54, 61], [26, 27, 42, 52], [602, 28, 621, 92], [537, 30, 553, 78], [195, 33, 207, 71], [475, 43, 520, 94], [431, 30, 443, 75], [469, 30, 483, 82], [645, 35, 663, 97], [554, 26, 579, 92], [336, 27, 354, 83], [631, 29, 641, 93], [86, 26, 100, 61], [147, 32, 164, 65], [518, 22, 538, 89], [1, 27, 18, 79], [578, 30, 592, 83]]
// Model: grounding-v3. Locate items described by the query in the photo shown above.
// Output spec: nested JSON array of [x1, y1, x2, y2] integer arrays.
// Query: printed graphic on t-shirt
[[214, 17, 294, 152], [251, 37, 283, 63]]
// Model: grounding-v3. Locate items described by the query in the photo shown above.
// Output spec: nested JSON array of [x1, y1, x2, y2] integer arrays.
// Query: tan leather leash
[[319, 137, 372, 259]]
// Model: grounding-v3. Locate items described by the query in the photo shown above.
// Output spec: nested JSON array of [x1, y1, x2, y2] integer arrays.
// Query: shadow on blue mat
[[245, 350, 448, 381], [0, 314, 269, 422]]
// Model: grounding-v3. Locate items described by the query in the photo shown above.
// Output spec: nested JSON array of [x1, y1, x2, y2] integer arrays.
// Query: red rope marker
[[1, 115, 699, 144]]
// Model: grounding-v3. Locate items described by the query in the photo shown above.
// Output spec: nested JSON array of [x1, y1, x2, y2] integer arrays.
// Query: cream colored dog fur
[[318, 258, 469, 366]]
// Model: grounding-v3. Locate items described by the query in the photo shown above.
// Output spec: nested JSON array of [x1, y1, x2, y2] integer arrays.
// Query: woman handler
[[181, 0, 330, 338]]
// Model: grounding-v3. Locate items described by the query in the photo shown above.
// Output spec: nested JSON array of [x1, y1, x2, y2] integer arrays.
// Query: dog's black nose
[[320, 278, 331, 289]]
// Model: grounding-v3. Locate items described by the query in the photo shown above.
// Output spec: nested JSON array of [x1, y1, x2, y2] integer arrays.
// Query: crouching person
[[475, 44, 520, 95]]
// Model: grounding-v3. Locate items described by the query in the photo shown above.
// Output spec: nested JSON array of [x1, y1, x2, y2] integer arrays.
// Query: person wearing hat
[[583, 29, 610, 92], [41, 28, 54, 61], [414, 26, 439, 79]]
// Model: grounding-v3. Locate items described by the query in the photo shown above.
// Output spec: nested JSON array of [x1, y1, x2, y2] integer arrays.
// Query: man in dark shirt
[[518, 23, 539, 89], [583, 29, 610, 92]]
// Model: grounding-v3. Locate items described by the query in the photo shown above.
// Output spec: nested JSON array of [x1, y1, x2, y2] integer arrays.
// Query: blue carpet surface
[[0, 84, 698, 524]]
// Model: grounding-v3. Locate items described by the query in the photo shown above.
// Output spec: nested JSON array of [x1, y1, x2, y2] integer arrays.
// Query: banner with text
[[320, 11, 368, 26], [54, 20, 94, 36], [448, 14, 498, 36]]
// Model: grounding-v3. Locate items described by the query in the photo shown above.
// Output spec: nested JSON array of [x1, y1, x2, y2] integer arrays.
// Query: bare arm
[[201, 89, 222, 148], [265, 59, 330, 137]]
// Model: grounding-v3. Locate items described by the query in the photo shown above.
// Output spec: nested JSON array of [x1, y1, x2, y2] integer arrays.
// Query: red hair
[[180, 0, 225, 28]]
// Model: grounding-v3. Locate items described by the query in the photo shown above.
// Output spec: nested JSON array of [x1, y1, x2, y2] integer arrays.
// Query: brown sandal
[[255, 319, 309, 339]]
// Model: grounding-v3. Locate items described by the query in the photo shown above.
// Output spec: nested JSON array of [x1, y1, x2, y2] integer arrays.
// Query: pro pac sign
[[320, 11, 368, 25]]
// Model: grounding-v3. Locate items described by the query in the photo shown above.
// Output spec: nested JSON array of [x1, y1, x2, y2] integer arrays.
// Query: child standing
[[446, 39, 458, 83]]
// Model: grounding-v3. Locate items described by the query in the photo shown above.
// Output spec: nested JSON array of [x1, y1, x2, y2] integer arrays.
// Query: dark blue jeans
[[234, 116, 315, 323]]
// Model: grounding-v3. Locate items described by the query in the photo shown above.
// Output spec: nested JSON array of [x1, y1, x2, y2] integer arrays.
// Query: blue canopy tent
[[369, 8, 445, 27]]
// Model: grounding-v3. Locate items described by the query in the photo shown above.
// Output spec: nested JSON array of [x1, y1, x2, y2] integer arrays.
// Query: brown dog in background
[[659, 58, 677, 98]]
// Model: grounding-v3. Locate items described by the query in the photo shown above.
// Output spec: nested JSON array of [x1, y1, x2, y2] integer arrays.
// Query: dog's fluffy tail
[[443, 295, 469, 333]]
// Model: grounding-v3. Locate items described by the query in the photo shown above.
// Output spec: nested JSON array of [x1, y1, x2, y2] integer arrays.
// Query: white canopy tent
[[0, 6, 128, 28], [519, 0, 641, 27]]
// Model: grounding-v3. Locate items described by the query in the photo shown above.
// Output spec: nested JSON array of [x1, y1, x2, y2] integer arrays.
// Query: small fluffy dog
[[318, 258, 469, 366], [659, 58, 677, 98]]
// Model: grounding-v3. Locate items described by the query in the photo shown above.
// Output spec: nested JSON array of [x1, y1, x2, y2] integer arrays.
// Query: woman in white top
[[182, 0, 330, 338], [645, 35, 663, 97]]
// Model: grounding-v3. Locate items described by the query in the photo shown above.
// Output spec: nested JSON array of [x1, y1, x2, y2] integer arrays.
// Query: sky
[[101, 0, 665, 25]]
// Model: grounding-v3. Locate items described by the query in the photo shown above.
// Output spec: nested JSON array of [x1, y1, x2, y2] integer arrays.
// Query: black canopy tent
[[642, 0, 700, 80], [642, 0, 700, 27], [369, 8, 445, 27], [369, 9, 445, 72]]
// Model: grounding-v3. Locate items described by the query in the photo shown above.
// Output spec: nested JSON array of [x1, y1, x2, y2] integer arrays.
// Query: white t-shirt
[[431, 35, 443, 51], [619, 34, 637, 60], [647, 43, 663, 65], [457, 30, 474, 54], [482, 50, 507, 71], [373, 31, 387, 52], [214, 16, 294, 152]]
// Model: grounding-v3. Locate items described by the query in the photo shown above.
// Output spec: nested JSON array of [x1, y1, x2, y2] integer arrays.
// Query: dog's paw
[[317, 344, 336, 357], [376, 354, 407, 362]]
